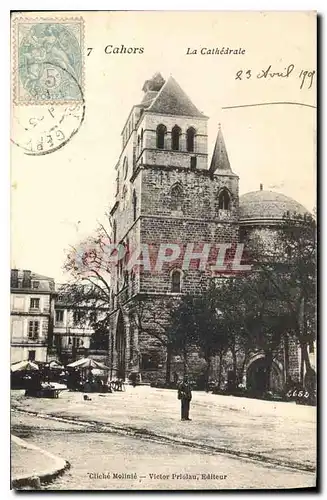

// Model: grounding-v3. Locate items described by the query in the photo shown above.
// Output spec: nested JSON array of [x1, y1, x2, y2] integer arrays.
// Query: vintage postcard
[[10, 11, 317, 491]]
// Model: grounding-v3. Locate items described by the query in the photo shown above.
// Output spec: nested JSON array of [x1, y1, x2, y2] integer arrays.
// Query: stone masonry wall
[[141, 166, 239, 219]]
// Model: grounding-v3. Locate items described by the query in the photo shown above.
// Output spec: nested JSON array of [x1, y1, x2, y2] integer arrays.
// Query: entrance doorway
[[247, 358, 268, 394], [246, 357, 283, 395], [116, 311, 126, 379]]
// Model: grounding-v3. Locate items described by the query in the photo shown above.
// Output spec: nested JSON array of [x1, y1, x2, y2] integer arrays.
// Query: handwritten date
[[235, 64, 315, 90]]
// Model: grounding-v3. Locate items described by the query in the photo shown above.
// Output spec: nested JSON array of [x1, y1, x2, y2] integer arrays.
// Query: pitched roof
[[148, 76, 205, 118], [11, 269, 54, 281], [209, 125, 235, 175], [141, 90, 159, 108], [142, 72, 165, 92], [31, 272, 54, 281]]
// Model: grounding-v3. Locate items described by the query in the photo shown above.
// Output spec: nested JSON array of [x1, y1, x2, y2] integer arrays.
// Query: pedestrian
[[129, 372, 137, 388], [177, 374, 192, 421]]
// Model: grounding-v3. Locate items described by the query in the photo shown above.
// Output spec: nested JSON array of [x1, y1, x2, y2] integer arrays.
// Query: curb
[[11, 435, 70, 490], [12, 406, 316, 474]]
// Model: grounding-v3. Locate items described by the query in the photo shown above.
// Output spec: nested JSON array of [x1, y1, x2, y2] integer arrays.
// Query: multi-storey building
[[10, 274, 107, 366], [50, 286, 108, 366], [50, 289, 94, 365], [10, 269, 56, 363]]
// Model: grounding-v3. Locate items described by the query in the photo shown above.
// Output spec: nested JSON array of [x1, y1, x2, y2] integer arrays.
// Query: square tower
[[109, 73, 239, 382]]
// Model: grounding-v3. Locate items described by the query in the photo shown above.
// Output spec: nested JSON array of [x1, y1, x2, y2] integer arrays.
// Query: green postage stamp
[[12, 16, 85, 104]]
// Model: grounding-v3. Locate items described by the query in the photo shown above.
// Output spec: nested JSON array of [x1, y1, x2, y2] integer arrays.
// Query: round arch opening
[[246, 356, 283, 395]]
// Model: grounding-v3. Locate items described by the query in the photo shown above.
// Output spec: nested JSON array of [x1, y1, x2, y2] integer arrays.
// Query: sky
[[11, 11, 316, 283]]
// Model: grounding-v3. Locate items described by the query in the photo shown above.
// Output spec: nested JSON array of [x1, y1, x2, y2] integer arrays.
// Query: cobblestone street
[[11, 387, 316, 490]]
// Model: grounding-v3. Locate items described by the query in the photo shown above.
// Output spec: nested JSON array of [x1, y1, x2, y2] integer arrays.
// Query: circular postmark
[[12, 62, 85, 156]]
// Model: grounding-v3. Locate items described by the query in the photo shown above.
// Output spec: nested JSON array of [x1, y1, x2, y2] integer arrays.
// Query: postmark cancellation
[[12, 15, 85, 105]]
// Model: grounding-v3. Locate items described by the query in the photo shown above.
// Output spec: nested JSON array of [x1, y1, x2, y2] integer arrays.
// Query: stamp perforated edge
[[12, 15, 85, 106]]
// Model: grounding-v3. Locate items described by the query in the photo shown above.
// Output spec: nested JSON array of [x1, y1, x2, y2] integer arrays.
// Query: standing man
[[178, 375, 192, 421]]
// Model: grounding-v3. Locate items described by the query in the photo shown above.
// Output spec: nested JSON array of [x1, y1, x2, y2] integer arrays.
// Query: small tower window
[[156, 124, 167, 149], [171, 269, 182, 293], [123, 157, 128, 179], [186, 127, 196, 152], [122, 185, 128, 210], [171, 125, 181, 151], [141, 129, 144, 151], [125, 238, 130, 266], [218, 189, 231, 210], [137, 135, 140, 157], [116, 172, 120, 196], [132, 189, 137, 221], [170, 183, 183, 211], [190, 156, 197, 169]]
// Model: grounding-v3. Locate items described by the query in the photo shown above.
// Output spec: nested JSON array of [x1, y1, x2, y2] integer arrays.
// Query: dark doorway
[[246, 358, 269, 395], [28, 350, 36, 361], [116, 311, 126, 379]]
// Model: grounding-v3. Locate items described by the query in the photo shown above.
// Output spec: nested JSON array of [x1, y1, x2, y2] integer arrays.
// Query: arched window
[[116, 172, 120, 196], [156, 124, 167, 149], [170, 183, 183, 211], [186, 127, 196, 152], [141, 129, 144, 151], [218, 189, 231, 210], [141, 351, 161, 370], [171, 125, 181, 151], [122, 185, 128, 210], [132, 189, 137, 221], [137, 135, 140, 156], [171, 269, 182, 293], [123, 157, 128, 179], [113, 220, 117, 243]]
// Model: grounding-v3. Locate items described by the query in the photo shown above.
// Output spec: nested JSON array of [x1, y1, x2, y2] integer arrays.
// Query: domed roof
[[239, 189, 309, 224]]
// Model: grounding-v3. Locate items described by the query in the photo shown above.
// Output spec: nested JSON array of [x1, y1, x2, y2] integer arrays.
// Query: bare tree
[[130, 296, 176, 384], [62, 222, 113, 350]]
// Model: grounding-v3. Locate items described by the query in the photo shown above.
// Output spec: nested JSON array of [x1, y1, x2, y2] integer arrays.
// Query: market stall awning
[[48, 360, 65, 370], [67, 357, 110, 370], [11, 360, 39, 372]]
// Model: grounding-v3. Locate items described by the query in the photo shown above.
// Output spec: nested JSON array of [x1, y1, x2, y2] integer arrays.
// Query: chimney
[[22, 270, 32, 289], [260, 183, 263, 191], [11, 269, 19, 288]]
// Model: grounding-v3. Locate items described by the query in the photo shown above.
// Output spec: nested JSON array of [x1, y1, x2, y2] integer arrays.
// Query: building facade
[[10, 269, 56, 363], [50, 298, 93, 366], [10, 274, 104, 366], [50, 287, 107, 366], [108, 73, 314, 390]]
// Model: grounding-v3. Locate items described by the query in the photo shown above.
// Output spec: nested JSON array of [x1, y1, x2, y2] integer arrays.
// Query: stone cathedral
[[108, 72, 312, 391]]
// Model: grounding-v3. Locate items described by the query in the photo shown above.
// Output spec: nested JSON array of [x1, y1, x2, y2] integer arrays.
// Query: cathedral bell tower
[[135, 72, 209, 172], [109, 73, 239, 382]]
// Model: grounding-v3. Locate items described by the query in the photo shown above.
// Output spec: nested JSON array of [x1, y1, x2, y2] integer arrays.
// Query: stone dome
[[239, 189, 309, 224]]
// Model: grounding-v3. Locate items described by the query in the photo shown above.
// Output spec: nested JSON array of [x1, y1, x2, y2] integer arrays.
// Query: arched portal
[[246, 356, 283, 394], [116, 310, 126, 379]]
